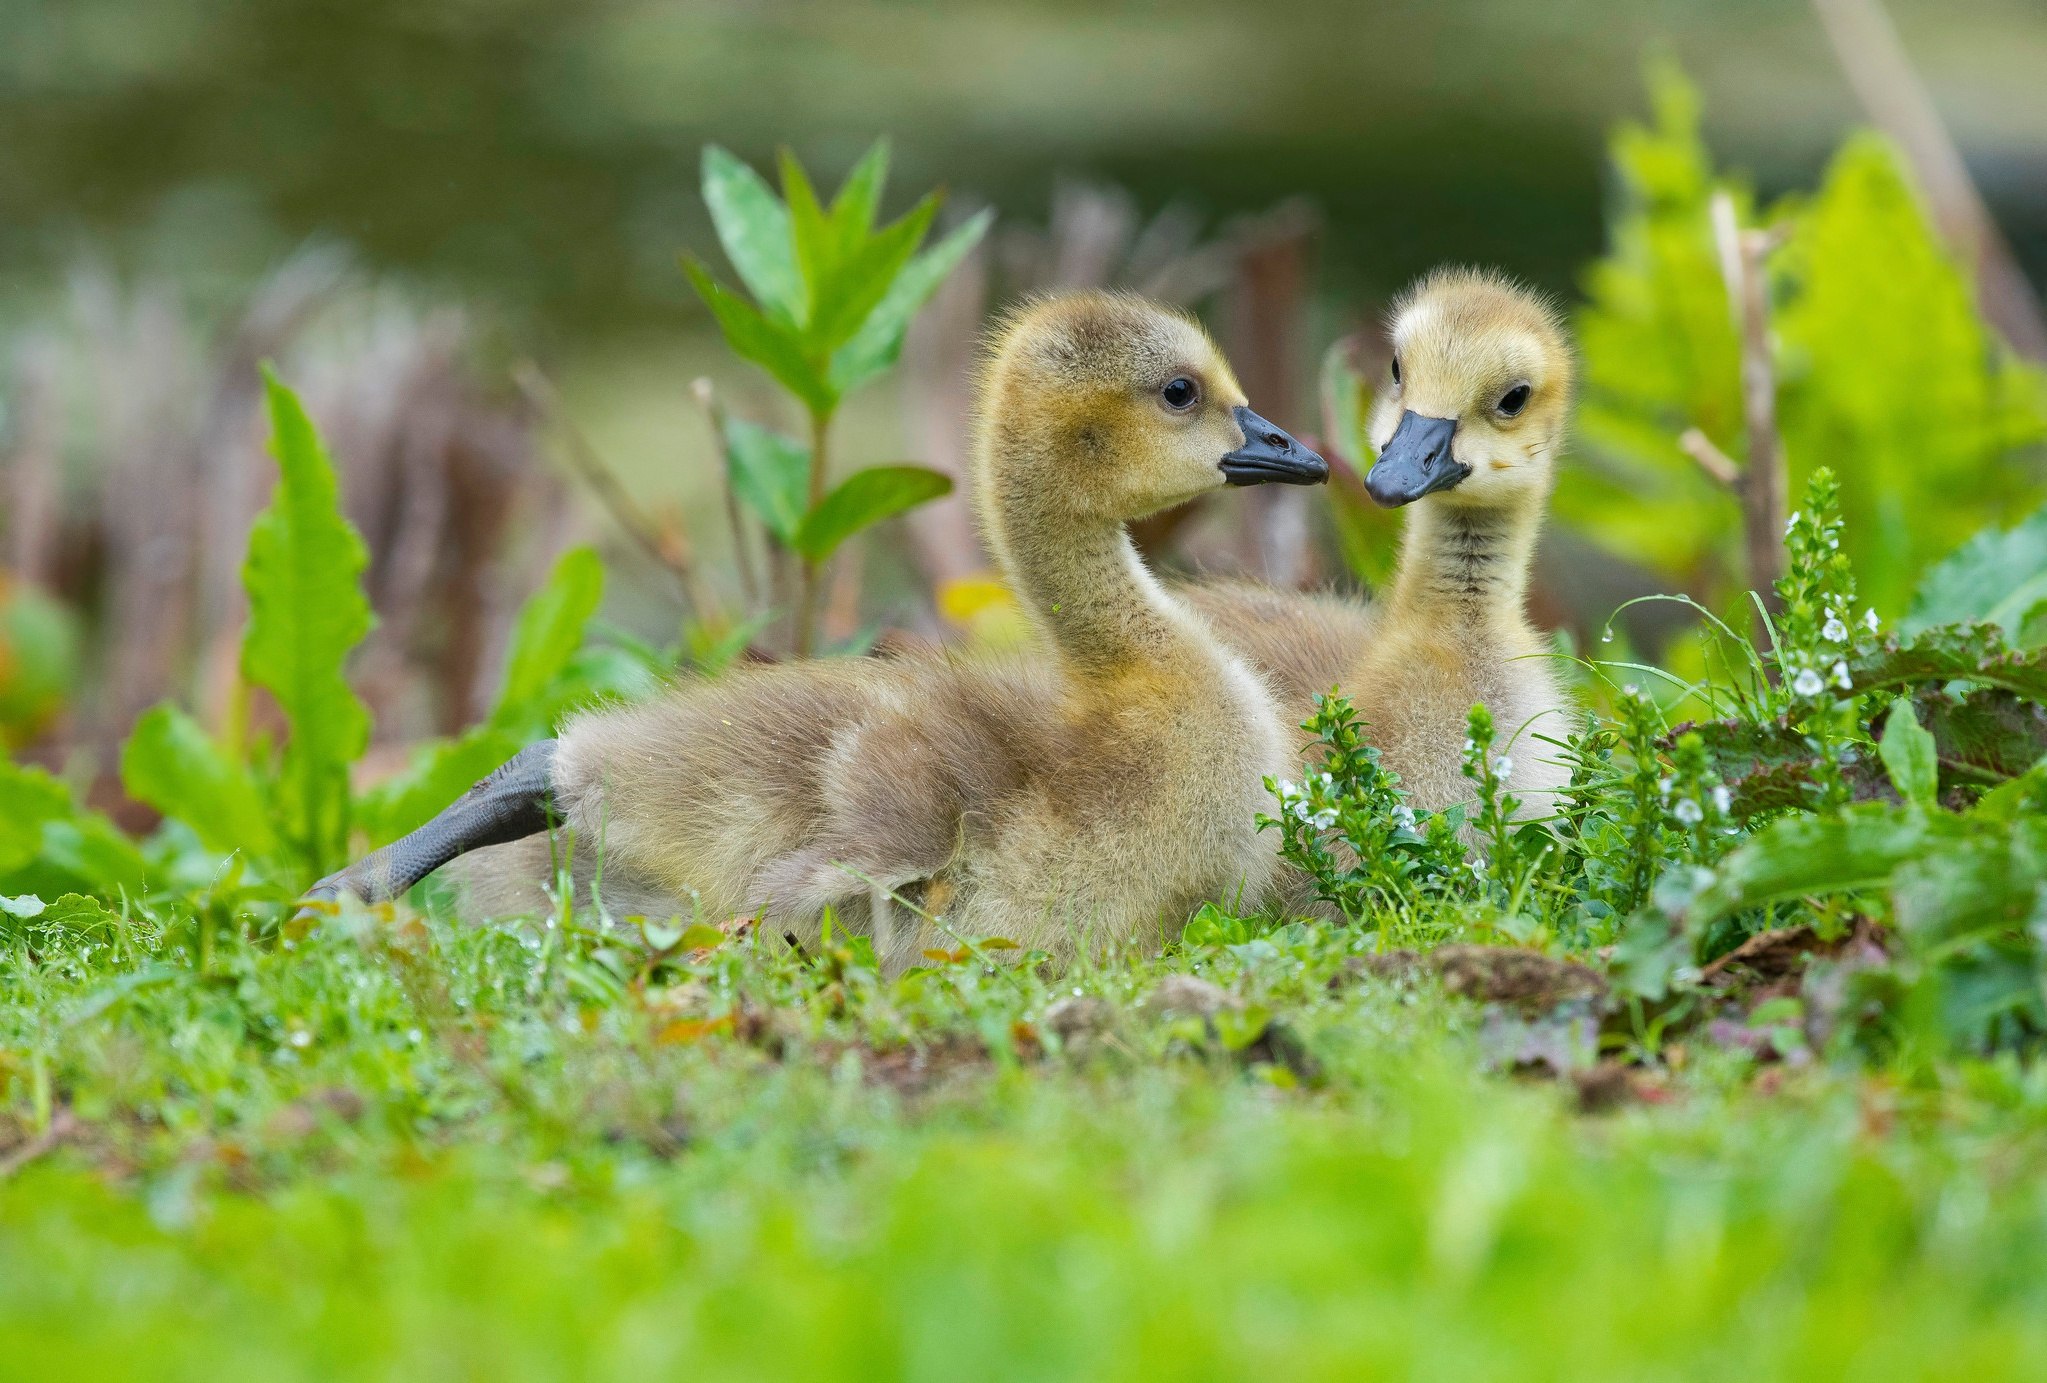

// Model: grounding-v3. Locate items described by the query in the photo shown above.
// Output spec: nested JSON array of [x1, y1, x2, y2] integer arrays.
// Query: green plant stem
[[793, 408, 832, 656]]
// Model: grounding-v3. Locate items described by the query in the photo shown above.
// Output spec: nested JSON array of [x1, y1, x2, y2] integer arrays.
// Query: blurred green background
[[5, 0, 2044, 338]]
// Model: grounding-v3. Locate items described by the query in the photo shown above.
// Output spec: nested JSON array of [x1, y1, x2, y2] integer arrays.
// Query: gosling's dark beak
[[1221, 406, 1328, 487], [1365, 411, 1468, 507]]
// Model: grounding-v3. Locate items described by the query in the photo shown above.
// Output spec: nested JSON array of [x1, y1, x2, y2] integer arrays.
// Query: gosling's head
[[978, 292, 1325, 527], [1364, 268, 1572, 512]]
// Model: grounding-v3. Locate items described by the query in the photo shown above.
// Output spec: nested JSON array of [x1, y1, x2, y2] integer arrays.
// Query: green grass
[[6, 906, 2047, 1381]]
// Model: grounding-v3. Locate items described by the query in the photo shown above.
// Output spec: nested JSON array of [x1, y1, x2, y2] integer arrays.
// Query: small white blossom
[[1392, 805, 1417, 831], [1277, 779, 1299, 799], [1492, 754, 1514, 779], [1311, 808, 1338, 830], [1863, 608, 1880, 633], [1832, 659, 1852, 690], [289, 1028, 312, 1049], [1657, 775, 1674, 798], [1711, 784, 1732, 815], [1822, 614, 1848, 643], [1622, 683, 1639, 697], [1792, 667, 1825, 698], [1462, 737, 1477, 754], [1673, 797, 1704, 825], [1785, 510, 1801, 535]]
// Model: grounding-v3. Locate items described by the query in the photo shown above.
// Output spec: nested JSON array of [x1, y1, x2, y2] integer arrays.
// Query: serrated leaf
[[700, 145, 803, 325], [494, 546, 604, 723], [1879, 697, 1939, 807], [1848, 626, 2047, 702], [682, 257, 836, 414], [1908, 502, 2047, 641], [121, 703, 277, 859], [243, 370, 375, 881], [830, 208, 992, 396], [1, 892, 120, 943], [792, 465, 952, 563], [807, 194, 938, 353], [1775, 136, 2047, 612], [722, 417, 811, 545]]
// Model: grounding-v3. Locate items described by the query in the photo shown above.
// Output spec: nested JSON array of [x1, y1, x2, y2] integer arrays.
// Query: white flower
[[1622, 684, 1639, 697], [1492, 754, 1514, 779], [1822, 614, 1848, 643], [1311, 808, 1338, 830], [1277, 779, 1299, 799], [1392, 805, 1417, 831], [1462, 737, 1477, 754], [1832, 660, 1852, 689], [1785, 511, 1801, 535], [1658, 775, 1674, 798], [1673, 797, 1703, 825], [1792, 667, 1825, 698], [1711, 784, 1732, 815], [1863, 608, 1880, 633]]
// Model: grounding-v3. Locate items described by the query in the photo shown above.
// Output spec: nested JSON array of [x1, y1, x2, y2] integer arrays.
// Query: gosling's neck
[[1386, 495, 1543, 632], [975, 454, 1193, 679]]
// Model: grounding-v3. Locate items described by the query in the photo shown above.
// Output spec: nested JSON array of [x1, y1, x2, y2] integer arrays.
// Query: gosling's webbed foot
[[294, 740, 562, 917]]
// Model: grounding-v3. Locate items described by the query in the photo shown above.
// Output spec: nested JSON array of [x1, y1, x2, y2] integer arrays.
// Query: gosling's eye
[[1160, 376, 1199, 411], [1497, 383, 1532, 417], [1390, 357, 1401, 386]]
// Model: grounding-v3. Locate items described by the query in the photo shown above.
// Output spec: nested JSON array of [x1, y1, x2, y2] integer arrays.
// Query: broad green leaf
[[34, 818, 148, 899], [792, 465, 952, 563], [683, 257, 837, 414], [0, 761, 72, 875], [779, 149, 836, 324], [0, 762, 147, 899], [723, 417, 811, 545], [121, 704, 277, 859], [807, 193, 938, 353], [494, 546, 605, 723], [1879, 698, 1939, 807], [1672, 804, 1958, 935], [0, 893, 43, 919], [830, 208, 993, 396], [356, 726, 526, 846], [1908, 502, 2047, 641], [242, 370, 375, 881], [829, 137, 891, 249], [700, 146, 803, 324]]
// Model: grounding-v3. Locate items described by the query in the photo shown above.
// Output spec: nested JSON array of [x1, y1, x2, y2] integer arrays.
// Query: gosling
[[306, 292, 1327, 967], [1181, 268, 1574, 814]]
